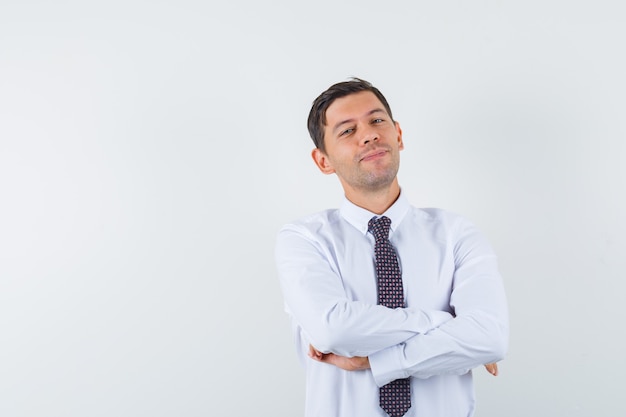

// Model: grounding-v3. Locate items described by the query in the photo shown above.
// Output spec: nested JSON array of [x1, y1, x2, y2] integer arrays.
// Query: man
[[275, 78, 508, 417]]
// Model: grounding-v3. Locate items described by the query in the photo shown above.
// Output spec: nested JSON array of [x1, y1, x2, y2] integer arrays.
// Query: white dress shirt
[[275, 192, 508, 417]]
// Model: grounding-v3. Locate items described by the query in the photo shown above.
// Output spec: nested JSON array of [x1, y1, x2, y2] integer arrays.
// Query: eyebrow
[[331, 108, 387, 134]]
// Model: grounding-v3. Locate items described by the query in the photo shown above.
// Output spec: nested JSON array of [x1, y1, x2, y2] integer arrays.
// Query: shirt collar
[[339, 190, 411, 236]]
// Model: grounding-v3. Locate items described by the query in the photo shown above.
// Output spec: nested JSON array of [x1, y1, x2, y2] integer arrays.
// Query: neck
[[343, 179, 401, 215]]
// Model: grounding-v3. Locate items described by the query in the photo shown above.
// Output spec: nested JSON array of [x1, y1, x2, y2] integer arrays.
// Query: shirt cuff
[[369, 343, 407, 387]]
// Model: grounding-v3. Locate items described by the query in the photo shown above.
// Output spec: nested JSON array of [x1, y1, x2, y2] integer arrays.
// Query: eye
[[372, 118, 384, 124], [339, 127, 355, 137]]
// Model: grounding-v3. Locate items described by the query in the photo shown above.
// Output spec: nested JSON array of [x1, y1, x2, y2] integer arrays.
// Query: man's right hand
[[484, 363, 498, 376]]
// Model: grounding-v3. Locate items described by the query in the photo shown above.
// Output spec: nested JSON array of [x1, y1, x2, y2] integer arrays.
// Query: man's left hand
[[308, 345, 370, 371]]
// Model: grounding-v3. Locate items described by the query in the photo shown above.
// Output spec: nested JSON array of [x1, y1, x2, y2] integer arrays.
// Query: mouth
[[359, 149, 388, 162]]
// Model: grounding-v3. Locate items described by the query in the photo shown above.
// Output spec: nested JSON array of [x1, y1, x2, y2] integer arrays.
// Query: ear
[[311, 148, 335, 175], [395, 121, 404, 151]]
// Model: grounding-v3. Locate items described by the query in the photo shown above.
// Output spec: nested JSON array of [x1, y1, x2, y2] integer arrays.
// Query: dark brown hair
[[307, 78, 394, 152]]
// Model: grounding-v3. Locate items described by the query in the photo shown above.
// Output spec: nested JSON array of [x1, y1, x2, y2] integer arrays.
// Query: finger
[[319, 353, 337, 366], [484, 363, 499, 376], [308, 345, 322, 360]]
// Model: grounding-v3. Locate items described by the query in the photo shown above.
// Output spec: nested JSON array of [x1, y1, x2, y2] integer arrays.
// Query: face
[[312, 91, 404, 195]]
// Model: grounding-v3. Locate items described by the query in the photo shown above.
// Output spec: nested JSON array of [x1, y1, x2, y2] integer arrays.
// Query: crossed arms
[[308, 345, 500, 376], [276, 218, 508, 384]]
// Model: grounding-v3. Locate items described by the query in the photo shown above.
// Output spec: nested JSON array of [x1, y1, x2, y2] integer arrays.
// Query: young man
[[275, 78, 508, 417]]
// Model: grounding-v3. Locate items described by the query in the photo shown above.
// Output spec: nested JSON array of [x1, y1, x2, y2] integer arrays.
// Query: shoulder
[[411, 207, 496, 258], [277, 209, 341, 240], [402, 206, 483, 242], [281, 208, 340, 230], [409, 206, 470, 228], [275, 209, 344, 259]]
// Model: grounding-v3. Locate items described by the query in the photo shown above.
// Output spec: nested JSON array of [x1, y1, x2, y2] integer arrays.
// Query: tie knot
[[368, 216, 391, 242]]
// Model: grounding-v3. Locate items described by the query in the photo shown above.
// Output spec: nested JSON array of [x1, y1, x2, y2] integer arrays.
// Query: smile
[[360, 150, 388, 162]]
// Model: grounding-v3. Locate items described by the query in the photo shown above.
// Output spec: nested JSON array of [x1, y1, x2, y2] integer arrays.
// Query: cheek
[[329, 145, 353, 162]]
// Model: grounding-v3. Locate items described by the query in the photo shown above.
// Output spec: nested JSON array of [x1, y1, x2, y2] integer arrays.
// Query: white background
[[1, 1, 625, 416]]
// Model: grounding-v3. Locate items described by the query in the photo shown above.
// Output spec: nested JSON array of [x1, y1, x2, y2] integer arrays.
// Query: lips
[[359, 148, 388, 162]]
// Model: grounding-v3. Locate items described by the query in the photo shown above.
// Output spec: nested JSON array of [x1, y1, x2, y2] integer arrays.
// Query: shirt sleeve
[[369, 218, 509, 385], [276, 224, 454, 358]]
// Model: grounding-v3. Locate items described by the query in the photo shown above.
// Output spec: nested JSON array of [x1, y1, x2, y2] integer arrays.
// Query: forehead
[[324, 91, 387, 124]]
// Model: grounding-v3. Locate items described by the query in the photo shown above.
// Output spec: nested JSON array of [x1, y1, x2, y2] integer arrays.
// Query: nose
[[360, 125, 379, 146]]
